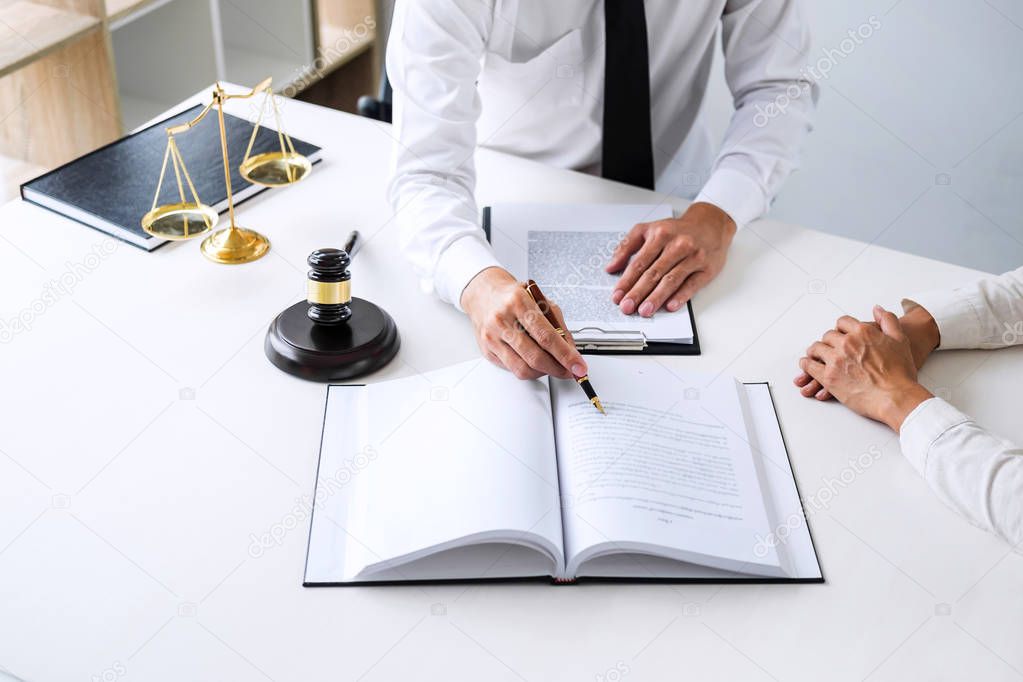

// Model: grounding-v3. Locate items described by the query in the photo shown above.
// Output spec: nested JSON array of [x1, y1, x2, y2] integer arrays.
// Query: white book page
[[550, 356, 784, 577], [341, 360, 565, 579], [741, 383, 821, 579], [576, 384, 822, 581], [341, 544, 558, 583], [489, 204, 693, 342]]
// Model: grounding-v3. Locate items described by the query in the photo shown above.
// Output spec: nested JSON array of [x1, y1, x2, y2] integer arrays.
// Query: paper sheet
[[489, 204, 694, 343]]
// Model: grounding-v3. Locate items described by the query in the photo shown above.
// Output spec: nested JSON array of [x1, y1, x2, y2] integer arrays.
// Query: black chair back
[[357, 0, 394, 123]]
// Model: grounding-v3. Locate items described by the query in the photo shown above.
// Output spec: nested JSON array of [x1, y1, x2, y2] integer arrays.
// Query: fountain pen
[[523, 280, 605, 415]]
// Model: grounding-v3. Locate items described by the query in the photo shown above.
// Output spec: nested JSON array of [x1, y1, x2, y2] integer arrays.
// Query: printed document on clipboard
[[484, 204, 701, 355]]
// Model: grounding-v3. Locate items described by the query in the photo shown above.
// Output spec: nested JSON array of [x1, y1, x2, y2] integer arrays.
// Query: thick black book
[[20, 104, 322, 250], [303, 359, 823, 586]]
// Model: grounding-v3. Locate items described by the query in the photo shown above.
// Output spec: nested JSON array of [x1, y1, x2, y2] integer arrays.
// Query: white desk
[[1, 91, 1021, 682]]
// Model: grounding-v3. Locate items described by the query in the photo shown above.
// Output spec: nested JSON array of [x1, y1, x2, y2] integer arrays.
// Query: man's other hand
[[605, 202, 736, 317]]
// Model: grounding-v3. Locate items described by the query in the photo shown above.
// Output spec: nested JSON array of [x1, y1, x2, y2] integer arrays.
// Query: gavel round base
[[264, 297, 400, 382]]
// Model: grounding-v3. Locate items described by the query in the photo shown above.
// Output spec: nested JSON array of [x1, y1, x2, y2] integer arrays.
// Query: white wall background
[[701, 0, 1023, 274]]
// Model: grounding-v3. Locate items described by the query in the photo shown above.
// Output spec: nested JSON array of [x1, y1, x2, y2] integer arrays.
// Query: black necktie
[[602, 0, 655, 190]]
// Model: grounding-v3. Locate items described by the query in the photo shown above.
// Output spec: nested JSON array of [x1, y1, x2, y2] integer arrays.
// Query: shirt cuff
[[434, 233, 502, 311], [693, 167, 768, 229], [899, 397, 972, 477], [901, 290, 982, 349]]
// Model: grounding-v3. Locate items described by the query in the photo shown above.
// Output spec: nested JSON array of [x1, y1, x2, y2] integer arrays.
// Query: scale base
[[265, 298, 400, 382], [201, 225, 270, 264]]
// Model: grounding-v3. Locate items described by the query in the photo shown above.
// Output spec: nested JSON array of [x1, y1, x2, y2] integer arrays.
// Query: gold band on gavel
[[307, 279, 351, 305]]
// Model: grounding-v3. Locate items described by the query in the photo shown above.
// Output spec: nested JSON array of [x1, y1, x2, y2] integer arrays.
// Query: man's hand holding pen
[[461, 267, 587, 381], [461, 269, 605, 412]]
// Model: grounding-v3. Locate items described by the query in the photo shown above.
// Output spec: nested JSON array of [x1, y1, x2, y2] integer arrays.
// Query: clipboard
[[482, 206, 701, 356]]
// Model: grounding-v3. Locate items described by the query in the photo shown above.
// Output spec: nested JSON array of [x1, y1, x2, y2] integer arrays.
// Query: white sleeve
[[901, 266, 1023, 350], [386, 0, 501, 310], [899, 398, 1023, 547], [694, 0, 820, 227]]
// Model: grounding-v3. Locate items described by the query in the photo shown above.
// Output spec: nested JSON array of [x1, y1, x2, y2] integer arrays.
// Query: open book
[[304, 356, 822, 585]]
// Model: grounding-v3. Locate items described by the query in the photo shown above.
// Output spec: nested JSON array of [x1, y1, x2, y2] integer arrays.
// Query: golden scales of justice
[[140, 77, 312, 264]]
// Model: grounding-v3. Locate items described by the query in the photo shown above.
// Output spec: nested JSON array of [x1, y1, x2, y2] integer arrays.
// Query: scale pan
[[141, 202, 219, 240], [239, 151, 312, 187]]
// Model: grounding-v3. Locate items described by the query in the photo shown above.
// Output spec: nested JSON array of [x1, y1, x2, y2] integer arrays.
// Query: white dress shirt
[[899, 266, 1023, 547], [386, 0, 818, 307]]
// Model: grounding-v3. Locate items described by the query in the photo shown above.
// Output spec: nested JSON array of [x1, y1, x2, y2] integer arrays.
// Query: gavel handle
[[343, 231, 361, 260]]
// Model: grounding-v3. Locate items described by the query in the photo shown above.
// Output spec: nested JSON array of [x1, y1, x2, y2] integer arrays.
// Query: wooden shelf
[[105, 0, 152, 23], [0, 1, 100, 79], [314, 23, 373, 79], [222, 46, 302, 95], [223, 34, 373, 96], [310, 0, 375, 81], [0, 23, 120, 171], [0, 0, 379, 199]]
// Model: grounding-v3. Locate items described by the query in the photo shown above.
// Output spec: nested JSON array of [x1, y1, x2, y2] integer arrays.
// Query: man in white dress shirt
[[387, 0, 818, 381], [795, 267, 1023, 546]]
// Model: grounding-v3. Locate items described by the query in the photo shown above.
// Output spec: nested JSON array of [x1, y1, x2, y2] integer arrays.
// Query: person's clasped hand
[[794, 303, 941, 402], [605, 202, 736, 317], [795, 305, 935, 431]]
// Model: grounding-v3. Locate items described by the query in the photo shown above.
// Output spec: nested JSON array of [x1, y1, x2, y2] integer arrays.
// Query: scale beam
[[140, 77, 312, 264]]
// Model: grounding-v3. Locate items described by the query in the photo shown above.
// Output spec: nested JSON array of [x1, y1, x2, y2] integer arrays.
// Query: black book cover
[[20, 104, 322, 250]]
